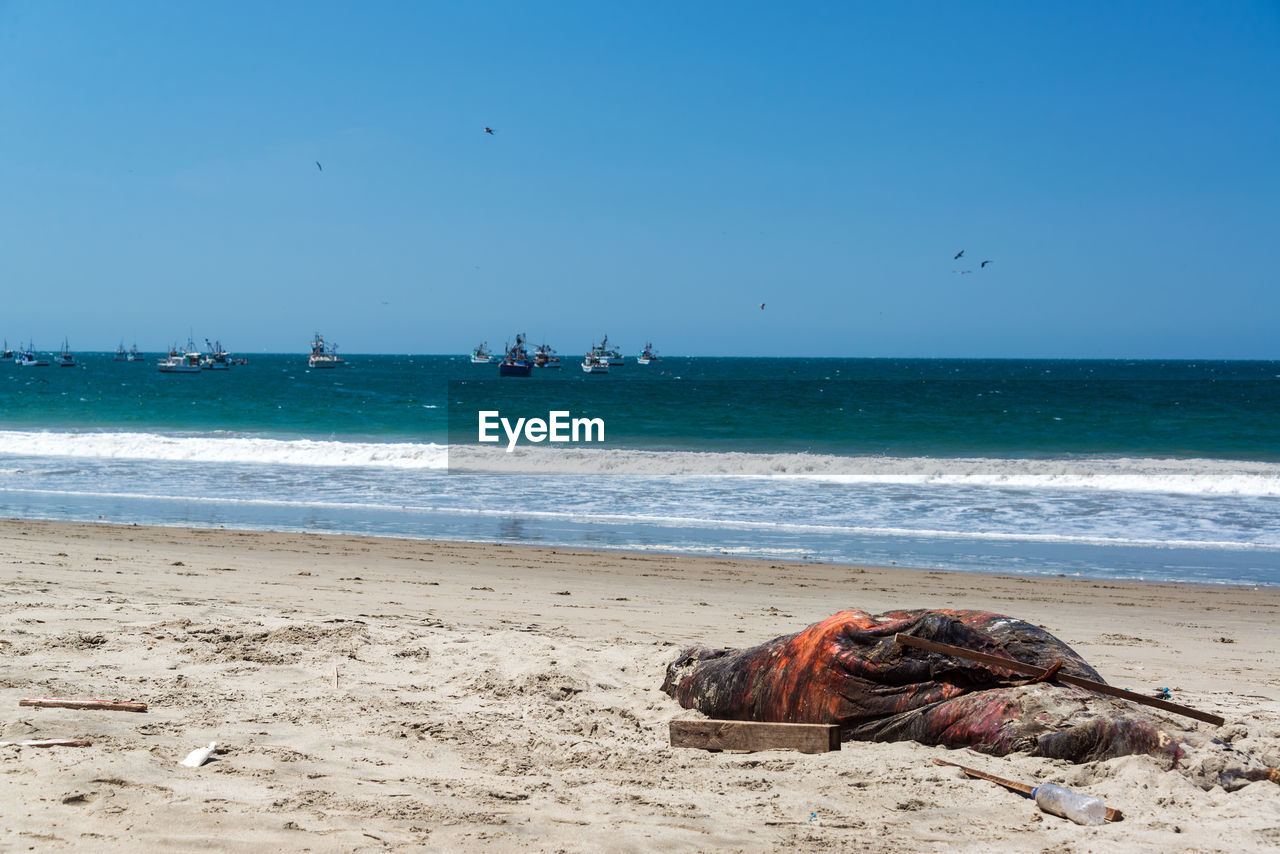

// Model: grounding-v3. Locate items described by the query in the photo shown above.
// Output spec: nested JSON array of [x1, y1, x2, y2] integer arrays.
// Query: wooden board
[[19, 698, 148, 713], [0, 739, 92, 748], [670, 719, 840, 754]]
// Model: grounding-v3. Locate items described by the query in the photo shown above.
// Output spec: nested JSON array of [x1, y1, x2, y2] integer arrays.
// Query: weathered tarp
[[663, 609, 1209, 767]]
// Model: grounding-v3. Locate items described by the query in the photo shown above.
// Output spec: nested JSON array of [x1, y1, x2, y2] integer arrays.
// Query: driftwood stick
[[19, 698, 148, 713], [894, 634, 1224, 726], [0, 739, 93, 748], [933, 757, 1123, 822]]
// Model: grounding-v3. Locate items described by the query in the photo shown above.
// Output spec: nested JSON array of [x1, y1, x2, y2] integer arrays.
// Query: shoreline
[[11, 514, 1280, 591], [3, 518, 1279, 851]]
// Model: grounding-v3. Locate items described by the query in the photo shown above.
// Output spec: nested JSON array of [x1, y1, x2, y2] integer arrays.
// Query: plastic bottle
[[180, 741, 218, 768], [1031, 783, 1106, 825]]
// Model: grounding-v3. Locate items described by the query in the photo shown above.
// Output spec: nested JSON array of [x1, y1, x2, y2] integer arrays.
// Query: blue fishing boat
[[498, 334, 533, 377]]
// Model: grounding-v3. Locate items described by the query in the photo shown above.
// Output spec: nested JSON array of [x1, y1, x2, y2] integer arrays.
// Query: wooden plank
[[19, 698, 148, 713], [0, 739, 93, 748], [894, 634, 1224, 727], [670, 719, 840, 754], [933, 757, 1123, 822]]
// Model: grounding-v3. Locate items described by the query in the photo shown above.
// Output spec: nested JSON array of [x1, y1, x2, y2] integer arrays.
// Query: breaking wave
[[2, 430, 1280, 496]]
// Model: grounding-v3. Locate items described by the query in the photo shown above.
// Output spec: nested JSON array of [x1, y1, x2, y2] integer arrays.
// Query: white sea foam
[[2, 429, 1280, 496], [0, 430, 448, 469], [2, 486, 1274, 552], [449, 446, 1280, 496]]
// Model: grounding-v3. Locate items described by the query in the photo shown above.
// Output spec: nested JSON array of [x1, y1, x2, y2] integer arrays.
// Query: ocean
[[2, 353, 1278, 586]]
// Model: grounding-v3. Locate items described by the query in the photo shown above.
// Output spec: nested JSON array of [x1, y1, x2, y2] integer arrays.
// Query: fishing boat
[[590, 335, 625, 366], [15, 343, 49, 367], [2, 340, 13, 359], [637, 342, 660, 365], [127, 343, 143, 362], [114, 342, 128, 361], [533, 343, 561, 368], [309, 333, 344, 368], [55, 339, 75, 367], [499, 334, 533, 377], [470, 342, 496, 364], [158, 341, 202, 373], [581, 352, 609, 374], [202, 339, 232, 370]]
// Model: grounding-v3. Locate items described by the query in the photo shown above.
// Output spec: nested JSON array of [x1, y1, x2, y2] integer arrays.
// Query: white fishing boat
[[589, 335, 625, 367], [15, 342, 49, 367], [603, 336, 625, 366], [54, 339, 75, 367], [637, 342, 660, 365], [158, 342, 201, 373], [470, 342, 496, 364], [309, 333, 344, 368], [581, 353, 609, 374]]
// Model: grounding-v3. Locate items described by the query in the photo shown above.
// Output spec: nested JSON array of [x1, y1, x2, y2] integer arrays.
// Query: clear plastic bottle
[[1032, 783, 1106, 825]]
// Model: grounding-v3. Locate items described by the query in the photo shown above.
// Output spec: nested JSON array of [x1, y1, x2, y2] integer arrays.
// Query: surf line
[[477, 410, 605, 452]]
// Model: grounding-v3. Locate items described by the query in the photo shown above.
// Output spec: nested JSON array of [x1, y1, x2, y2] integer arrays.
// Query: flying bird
[[981, 259, 992, 268], [954, 250, 965, 260], [760, 303, 766, 310], [316, 161, 322, 171], [953, 270, 972, 275], [483, 126, 495, 135]]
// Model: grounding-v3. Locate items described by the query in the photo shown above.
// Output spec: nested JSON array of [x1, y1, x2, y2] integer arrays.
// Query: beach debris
[[669, 719, 840, 754], [180, 741, 218, 768], [662, 608, 1280, 789], [894, 633, 1223, 726], [933, 758, 1122, 822], [0, 739, 92, 748], [1034, 782, 1107, 825], [19, 697, 148, 713]]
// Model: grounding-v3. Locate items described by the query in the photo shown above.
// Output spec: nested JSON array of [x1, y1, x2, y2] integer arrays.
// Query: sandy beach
[[2, 518, 1278, 852]]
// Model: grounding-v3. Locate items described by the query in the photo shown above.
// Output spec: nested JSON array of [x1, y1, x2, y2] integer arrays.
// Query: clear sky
[[1, 1, 1276, 358]]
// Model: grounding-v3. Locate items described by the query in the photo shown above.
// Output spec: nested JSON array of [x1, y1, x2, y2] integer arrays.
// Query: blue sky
[[1, 1, 1276, 357]]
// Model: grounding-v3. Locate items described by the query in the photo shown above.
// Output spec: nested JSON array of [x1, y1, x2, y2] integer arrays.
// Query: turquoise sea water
[[2, 353, 1278, 585]]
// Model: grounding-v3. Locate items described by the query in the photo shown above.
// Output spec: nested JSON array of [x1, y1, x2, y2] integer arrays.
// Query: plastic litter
[[180, 741, 218, 768], [1032, 783, 1106, 825]]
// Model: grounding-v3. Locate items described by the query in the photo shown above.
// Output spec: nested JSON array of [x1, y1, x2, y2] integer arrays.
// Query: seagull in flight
[[953, 270, 972, 275], [981, 259, 992, 268], [483, 126, 495, 135], [760, 302, 766, 310], [316, 161, 322, 171], [954, 250, 965, 260]]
